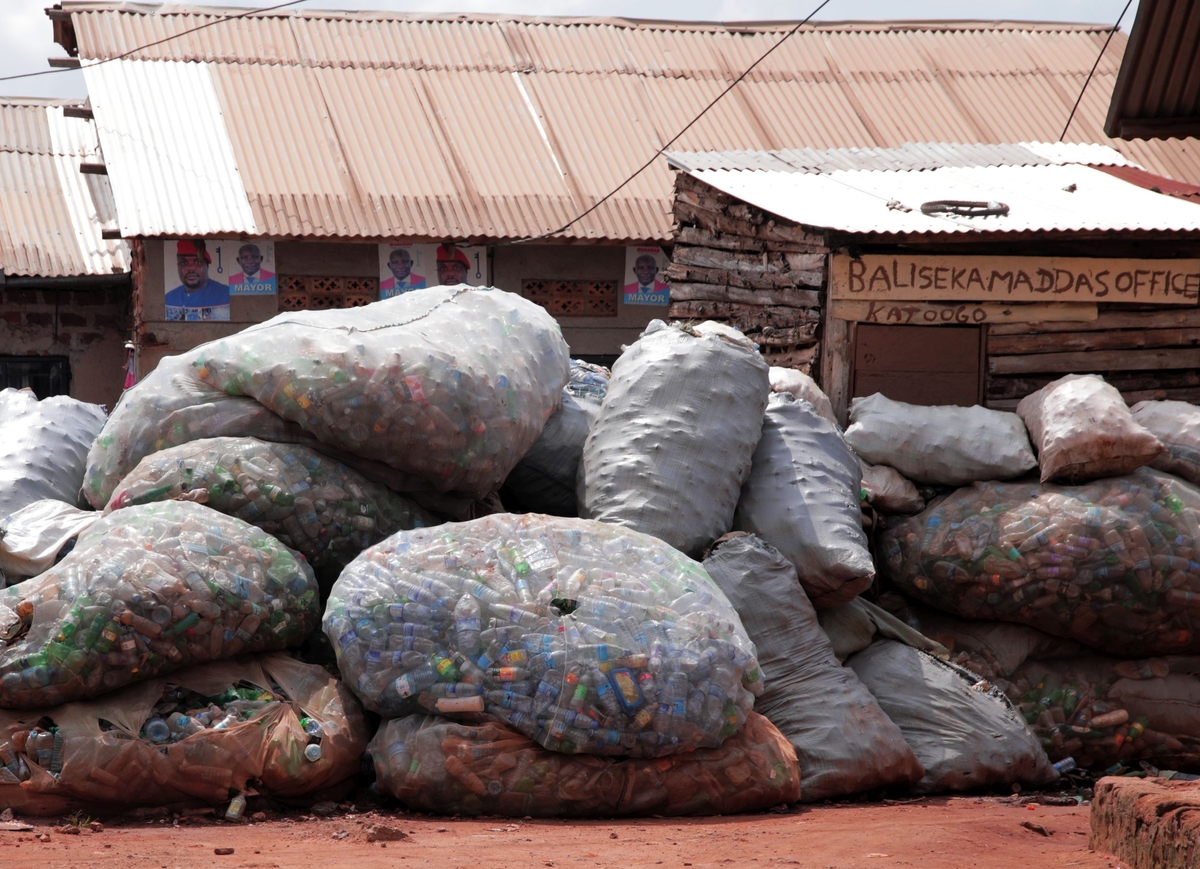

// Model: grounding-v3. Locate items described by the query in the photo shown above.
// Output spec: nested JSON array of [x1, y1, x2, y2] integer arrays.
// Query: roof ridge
[[58, 4, 1116, 33]]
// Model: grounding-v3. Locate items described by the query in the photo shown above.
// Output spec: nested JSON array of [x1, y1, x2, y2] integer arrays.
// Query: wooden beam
[[668, 300, 821, 324], [832, 299, 1097, 326], [989, 348, 1200, 376], [668, 282, 820, 308], [47, 57, 81, 69], [821, 317, 853, 425], [62, 106, 93, 120], [79, 162, 107, 175], [665, 262, 821, 290], [988, 326, 1200, 356], [989, 306, 1200, 335], [1118, 118, 1200, 140]]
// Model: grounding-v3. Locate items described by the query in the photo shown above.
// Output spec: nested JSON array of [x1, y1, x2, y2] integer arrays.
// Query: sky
[[0, 0, 1138, 100]]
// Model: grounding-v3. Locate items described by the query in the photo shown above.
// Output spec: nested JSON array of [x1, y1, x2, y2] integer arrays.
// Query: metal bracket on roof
[[920, 200, 1009, 217]]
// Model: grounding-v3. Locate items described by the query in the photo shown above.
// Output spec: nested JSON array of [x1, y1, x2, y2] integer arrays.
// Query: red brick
[[93, 314, 123, 331], [25, 312, 53, 327], [59, 312, 87, 327], [1, 312, 20, 327], [74, 291, 107, 306], [6, 290, 38, 305], [77, 332, 104, 346]]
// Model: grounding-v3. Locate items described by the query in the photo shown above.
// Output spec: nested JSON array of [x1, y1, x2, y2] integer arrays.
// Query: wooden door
[[852, 324, 982, 407]]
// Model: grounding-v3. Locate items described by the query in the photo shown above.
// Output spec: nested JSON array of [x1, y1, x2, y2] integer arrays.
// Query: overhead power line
[[1059, 0, 1134, 142]]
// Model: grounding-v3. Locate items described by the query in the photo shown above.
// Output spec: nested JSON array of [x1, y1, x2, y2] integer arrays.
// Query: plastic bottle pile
[[325, 514, 762, 757], [882, 468, 1200, 657], [106, 437, 437, 577], [0, 501, 319, 708], [369, 711, 799, 817], [84, 288, 571, 507]]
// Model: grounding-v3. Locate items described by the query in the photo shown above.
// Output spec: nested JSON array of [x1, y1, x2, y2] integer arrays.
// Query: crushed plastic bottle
[[105, 436, 438, 580], [882, 468, 1200, 656], [324, 514, 762, 756], [0, 501, 319, 708]]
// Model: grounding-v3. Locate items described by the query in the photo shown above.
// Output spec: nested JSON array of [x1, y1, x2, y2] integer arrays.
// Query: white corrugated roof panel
[[0, 100, 129, 277], [685, 161, 1200, 236]]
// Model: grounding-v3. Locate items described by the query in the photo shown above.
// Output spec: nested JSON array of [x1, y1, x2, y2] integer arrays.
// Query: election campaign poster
[[378, 242, 488, 298], [623, 245, 670, 306]]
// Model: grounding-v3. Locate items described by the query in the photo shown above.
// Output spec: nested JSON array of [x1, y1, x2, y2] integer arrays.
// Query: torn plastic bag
[[848, 639, 1057, 794], [0, 653, 368, 814], [0, 500, 100, 582]]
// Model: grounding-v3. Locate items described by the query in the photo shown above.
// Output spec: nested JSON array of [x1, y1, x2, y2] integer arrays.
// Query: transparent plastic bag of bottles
[[882, 468, 1200, 657], [0, 653, 368, 813], [884, 601, 1200, 774], [369, 711, 799, 817], [325, 514, 763, 757], [503, 360, 609, 517], [84, 287, 571, 508], [0, 501, 320, 709], [106, 437, 438, 581], [1008, 654, 1200, 773]]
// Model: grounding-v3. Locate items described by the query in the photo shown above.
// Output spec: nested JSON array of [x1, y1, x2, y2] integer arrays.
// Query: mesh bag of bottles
[[886, 603, 1200, 774], [503, 361, 609, 517], [0, 652, 369, 814], [325, 514, 762, 757], [881, 468, 1200, 657], [579, 320, 770, 558], [105, 437, 437, 580], [0, 501, 319, 709], [84, 287, 571, 508], [1008, 654, 1200, 773], [370, 710, 798, 817], [0, 388, 107, 518]]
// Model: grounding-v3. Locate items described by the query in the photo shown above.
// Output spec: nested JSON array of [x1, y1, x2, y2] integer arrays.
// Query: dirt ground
[[0, 796, 1121, 869]]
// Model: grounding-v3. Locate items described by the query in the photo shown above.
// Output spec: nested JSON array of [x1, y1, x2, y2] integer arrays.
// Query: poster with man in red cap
[[377, 242, 487, 295], [164, 239, 230, 321]]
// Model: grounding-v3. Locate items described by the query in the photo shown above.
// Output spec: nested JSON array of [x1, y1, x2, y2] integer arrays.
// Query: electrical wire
[[0, 0, 309, 84], [505, 0, 833, 244], [1059, 0, 1134, 142]]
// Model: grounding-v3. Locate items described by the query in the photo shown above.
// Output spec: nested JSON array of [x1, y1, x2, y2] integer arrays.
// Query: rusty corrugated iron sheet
[[0, 99, 129, 277], [61, 6, 1200, 242], [1105, 0, 1200, 138]]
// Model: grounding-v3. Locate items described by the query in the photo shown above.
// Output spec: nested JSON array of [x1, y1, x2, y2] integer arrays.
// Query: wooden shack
[[667, 144, 1200, 422]]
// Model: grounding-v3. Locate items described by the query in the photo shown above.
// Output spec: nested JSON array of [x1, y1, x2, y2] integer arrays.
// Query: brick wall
[[0, 286, 132, 410]]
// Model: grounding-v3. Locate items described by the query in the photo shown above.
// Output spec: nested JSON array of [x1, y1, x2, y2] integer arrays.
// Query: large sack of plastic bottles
[[105, 437, 437, 580], [0, 501, 319, 708], [83, 287, 571, 507], [0, 500, 100, 582], [0, 653, 369, 814], [0, 388, 106, 517], [503, 360, 609, 517], [325, 514, 762, 756], [369, 711, 799, 817], [733, 392, 875, 609], [881, 468, 1200, 657], [579, 320, 770, 557], [887, 603, 1200, 774]]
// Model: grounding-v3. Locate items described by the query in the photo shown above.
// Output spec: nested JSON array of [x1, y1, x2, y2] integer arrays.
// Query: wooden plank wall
[[667, 173, 828, 373], [986, 305, 1200, 409]]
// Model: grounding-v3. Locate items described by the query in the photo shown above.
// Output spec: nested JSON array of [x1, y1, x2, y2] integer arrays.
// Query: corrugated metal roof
[[680, 159, 1200, 237], [59, 6, 1200, 242], [667, 142, 1133, 173], [0, 99, 129, 277], [1106, 0, 1200, 138]]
